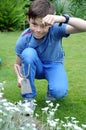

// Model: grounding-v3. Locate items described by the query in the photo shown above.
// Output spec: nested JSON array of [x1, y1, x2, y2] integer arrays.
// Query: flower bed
[[0, 82, 86, 130]]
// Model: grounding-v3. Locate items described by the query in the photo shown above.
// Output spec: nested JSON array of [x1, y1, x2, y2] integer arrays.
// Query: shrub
[[53, 0, 72, 15], [0, 0, 30, 31], [70, 0, 86, 19], [52, 0, 86, 19]]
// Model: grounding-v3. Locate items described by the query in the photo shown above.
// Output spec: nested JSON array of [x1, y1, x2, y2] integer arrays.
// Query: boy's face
[[29, 18, 50, 40]]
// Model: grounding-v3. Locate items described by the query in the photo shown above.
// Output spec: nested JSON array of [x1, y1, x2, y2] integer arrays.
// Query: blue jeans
[[21, 48, 68, 99]]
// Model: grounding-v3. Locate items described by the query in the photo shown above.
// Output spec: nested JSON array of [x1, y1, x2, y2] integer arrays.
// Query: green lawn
[[0, 32, 86, 125]]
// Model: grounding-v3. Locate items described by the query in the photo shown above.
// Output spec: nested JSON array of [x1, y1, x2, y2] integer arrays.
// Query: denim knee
[[50, 86, 68, 99], [21, 48, 37, 64]]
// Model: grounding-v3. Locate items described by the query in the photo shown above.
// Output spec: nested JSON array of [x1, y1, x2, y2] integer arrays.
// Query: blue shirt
[[15, 23, 69, 62]]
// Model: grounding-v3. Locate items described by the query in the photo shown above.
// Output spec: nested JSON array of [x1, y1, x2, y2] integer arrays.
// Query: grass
[[0, 31, 86, 125]]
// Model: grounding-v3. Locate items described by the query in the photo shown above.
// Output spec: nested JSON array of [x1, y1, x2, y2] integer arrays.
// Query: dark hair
[[27, 0, 54, 19]]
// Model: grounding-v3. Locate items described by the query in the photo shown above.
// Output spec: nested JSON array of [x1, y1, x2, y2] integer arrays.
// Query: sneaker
[[22, 97, 34, 103], [22, 98, 36, 116], [46, 93, 56, 101]]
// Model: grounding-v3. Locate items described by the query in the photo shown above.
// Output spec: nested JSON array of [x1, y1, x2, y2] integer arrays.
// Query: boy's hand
[[42, 15, 65, 26], [17, 76, 23, 88], [14, 64, 23, 88]]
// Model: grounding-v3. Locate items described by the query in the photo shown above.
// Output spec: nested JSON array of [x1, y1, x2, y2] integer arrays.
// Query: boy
[[14, 0, 86, 101]]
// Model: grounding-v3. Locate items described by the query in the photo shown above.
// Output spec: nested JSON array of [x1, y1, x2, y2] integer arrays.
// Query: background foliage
[[0, 0, 30, 31], [70, 0, 86, 19], [52, 0, 86, 18], [0, 0, 86, 31]]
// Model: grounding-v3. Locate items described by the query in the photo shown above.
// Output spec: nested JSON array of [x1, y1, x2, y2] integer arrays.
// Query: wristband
[[59, 14, 70, 26]]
